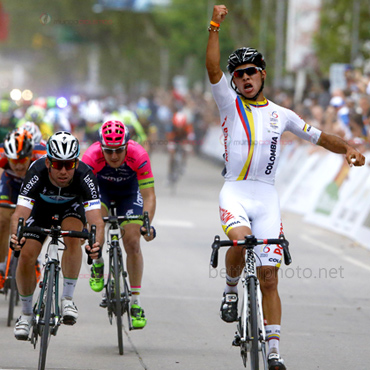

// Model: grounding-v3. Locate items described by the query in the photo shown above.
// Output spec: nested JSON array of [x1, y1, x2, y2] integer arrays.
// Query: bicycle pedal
[[62, 317, 76, 326], [99, 301, 107, 308], [232, 334, 241, 347]]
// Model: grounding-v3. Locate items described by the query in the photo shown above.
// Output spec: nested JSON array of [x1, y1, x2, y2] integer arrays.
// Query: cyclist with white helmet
[[10, 131, 105, 341], [82, 120, 156, 329], [207, 5, 365, 369], [0, 128, 46, 290], [18, 121, 44, 145], [17, 105, 53, 141]]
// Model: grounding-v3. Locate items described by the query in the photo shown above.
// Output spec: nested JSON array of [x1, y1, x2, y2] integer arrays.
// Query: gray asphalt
[[0, 151, 369, 369]]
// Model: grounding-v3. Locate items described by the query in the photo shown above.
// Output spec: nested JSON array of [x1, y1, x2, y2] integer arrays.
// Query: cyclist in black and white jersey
[[10, 131, 104, 341], [206, 5, 365, 369]]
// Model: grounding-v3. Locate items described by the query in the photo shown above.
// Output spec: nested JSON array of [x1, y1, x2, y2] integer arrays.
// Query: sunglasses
[[9, 157, 30, 164], [102, 146, 126, 155], [50, 160, 76, 170], [233, 66, 263, 78]]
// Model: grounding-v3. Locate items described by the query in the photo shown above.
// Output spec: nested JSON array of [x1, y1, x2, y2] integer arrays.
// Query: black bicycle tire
[[248, 277, 259, 370], [38, 263, 54, 370], [7, 254, 18, 327], [113, 246, 124, 355]]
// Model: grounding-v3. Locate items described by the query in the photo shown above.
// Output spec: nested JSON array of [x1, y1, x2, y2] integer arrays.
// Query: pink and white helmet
[[99, 120, 130, 147]]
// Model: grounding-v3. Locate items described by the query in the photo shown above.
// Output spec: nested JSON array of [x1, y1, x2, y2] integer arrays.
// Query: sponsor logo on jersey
[[220, 207, 234, 223], [84, 199, 101, 208], [265, 137, 278, 175], [269, 111, 279, 129], [138, 161, 147, 169], [83, 174, 98, 199], [21, 175, 39, 196], [303, 123, 312, 132]]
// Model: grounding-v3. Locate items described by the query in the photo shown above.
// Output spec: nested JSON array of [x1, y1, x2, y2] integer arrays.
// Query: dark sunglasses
[[50, 160, 76, 170], [233, 66, 262, 78], [9, 157, 30, 164], [102, 146, 126, 155]]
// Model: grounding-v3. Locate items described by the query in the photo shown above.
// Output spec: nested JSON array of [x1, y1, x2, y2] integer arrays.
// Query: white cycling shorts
[[219, 180, 284, 268]]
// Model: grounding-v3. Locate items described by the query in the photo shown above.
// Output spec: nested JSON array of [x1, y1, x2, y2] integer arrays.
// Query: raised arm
[[317, 131, 366, 166], [206, 5, 228, 84]]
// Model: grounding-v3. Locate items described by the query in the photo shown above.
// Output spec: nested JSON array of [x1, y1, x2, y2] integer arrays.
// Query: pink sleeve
[[81, 142, 106, 175], [125, 141, 154, 188]]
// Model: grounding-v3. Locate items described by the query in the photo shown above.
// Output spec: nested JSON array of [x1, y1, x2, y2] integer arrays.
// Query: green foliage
[[314, 0, 370, 72]]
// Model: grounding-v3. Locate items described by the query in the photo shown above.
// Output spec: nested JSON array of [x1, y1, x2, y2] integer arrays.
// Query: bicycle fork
[[233, 249, 266, 348], [33, 245, 61, 341]]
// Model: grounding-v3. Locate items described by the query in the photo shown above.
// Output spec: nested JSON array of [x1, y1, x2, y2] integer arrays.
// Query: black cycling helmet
[[227, 47, 266, 74]]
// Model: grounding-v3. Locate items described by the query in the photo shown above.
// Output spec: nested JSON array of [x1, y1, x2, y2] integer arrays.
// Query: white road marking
[[300, 234, 370, 272], [156, 219, 194, 228]]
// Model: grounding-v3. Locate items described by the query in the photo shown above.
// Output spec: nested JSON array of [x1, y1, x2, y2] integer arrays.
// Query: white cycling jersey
[[211, 74, 322, 184]]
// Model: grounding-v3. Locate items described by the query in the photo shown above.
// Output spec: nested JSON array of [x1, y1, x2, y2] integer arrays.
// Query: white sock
[[224, 274, 239, 294], [62, 278, 77, 300], [20, 294, 33, 315], [131, 286, 141, 306], [265, 324, 281, 355]]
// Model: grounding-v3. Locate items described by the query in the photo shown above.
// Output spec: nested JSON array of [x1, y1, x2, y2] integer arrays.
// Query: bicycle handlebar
[[210, 234, 292, 268], [102, 212, 151, 238], [0, 203, 16, 209], [14, 217, 97, 259]]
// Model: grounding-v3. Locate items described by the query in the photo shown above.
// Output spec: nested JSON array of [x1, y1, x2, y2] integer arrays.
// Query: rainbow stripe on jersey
[[236, 96, 255, 180]]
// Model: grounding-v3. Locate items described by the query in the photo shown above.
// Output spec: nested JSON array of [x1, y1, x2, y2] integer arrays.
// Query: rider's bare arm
[[317, 131, 366, 166], [206, 5, 228, 84]]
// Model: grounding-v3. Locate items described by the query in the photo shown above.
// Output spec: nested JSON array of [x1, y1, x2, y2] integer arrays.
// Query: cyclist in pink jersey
[[207, 5, 365, 369], [82, 120, 156, 329]]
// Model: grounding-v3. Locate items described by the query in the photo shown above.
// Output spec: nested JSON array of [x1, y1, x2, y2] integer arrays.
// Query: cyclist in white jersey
[[206, 5, 365, 370]]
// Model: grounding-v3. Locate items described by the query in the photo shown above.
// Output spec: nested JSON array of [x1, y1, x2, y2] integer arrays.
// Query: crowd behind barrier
[[1, 67, 370, 248]]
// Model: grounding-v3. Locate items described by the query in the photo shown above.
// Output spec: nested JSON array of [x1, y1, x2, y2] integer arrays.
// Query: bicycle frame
[[238, 248, 268, 369], [210, 234, 291, 370], [101, 202, 148, 355], [15, 216, 95, 370], [33, 236, 61, 334]]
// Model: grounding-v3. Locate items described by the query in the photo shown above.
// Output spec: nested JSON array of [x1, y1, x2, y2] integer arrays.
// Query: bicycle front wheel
[[112, 246, 124, 355], [248, 277, 259, 370], [38, 263, 55, 370], [7, 253, 18, 327]]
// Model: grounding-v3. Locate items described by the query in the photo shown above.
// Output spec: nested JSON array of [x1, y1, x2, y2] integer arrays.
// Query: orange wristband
[[210, 20, 220, 28]]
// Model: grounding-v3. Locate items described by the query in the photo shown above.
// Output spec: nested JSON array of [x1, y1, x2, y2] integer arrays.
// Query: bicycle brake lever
[[281, 241, 292, 266], [13, 218, 25, 258], [142, 211, 151, 237], [210, 236, 220, 268], [87, 225, 97, 265]]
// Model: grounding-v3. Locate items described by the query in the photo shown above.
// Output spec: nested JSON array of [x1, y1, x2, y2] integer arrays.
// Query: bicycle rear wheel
[[248, 277, 259, 370], [38, 263, 55, 370], [7, 253, 18, 327], [112, 246, 124, 355]]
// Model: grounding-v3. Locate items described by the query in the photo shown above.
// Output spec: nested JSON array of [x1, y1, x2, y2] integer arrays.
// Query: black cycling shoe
[[220, 292, 238, 322], [268, 352, 286, 370]]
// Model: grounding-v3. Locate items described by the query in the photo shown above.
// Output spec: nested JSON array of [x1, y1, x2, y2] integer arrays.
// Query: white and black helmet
[[46, 131, 80, 160], [20, 121, 42, 144]]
